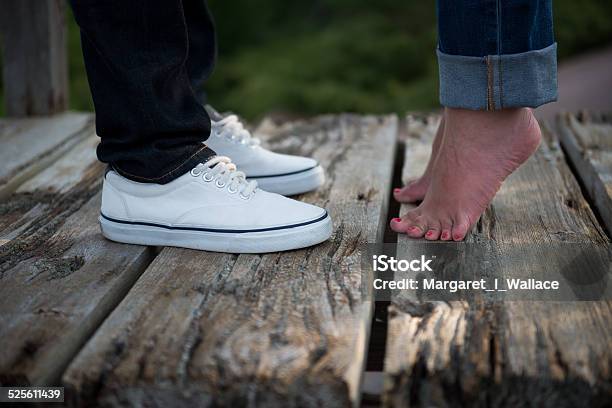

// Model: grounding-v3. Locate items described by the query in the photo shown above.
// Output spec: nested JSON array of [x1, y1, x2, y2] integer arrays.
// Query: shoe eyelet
[[227, 185, 238, 194], [190, 168, 203, 177], [239, 192, 251, 200], [203, 172, 214, 182], [215, 180, 226, 188]]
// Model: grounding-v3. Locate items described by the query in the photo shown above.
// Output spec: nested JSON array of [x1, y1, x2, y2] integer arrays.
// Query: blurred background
[[1, 0, 612, 120]]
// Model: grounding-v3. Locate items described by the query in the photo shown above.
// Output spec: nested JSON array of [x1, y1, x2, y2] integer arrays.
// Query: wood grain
[[558, 112, 612, 236], [63, 114, 398, 407], [0, 112, 93, 201], [0, 131, 155, 386], [383, 115, 612, 407], [0, 0, 68, 116]]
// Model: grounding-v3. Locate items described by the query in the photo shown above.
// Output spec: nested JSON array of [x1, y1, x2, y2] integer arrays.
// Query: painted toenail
[[426, 231, 433, 237], [392, 218, 402, 222], [442, 232, 449, 239], [394, 188, 401, 193]]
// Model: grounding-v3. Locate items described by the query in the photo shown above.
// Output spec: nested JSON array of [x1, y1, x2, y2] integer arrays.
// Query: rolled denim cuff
[[438, 43, 558, 110]]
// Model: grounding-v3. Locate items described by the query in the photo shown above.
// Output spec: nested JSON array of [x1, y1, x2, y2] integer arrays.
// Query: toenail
[[426, 231, 433, 237], [392, 218, 402, 222], [394, 188, 401, 193], [442, 232, 449, 239]]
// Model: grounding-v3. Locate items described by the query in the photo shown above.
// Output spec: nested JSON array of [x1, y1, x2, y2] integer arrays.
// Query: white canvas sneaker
[[204, 105, 325, 196], [99, 156, 332, 253]]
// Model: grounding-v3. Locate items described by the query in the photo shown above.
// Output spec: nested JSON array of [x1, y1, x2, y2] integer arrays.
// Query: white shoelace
[[191, 156, 257, 198], [212, 115, 261, 147]]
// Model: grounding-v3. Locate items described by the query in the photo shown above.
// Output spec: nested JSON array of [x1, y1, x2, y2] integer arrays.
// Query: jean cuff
[[112, 144, 217, 184], [438, 43, 558, 110]]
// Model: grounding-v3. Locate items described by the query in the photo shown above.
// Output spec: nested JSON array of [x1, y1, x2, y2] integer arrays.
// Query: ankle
[[446, 106, 529, 124], [446, 107, 540, 141]]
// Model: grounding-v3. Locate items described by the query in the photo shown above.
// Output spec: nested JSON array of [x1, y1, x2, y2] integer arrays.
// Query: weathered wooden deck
[[0, 111, 611, 407]]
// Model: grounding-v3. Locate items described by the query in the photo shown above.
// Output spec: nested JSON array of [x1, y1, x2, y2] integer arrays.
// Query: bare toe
[[440, 229, 452, 241], [391, 209, 419, 233], [404, 214, 428, 238], [452, 221, 470, 241], [390, 217, 408, 233], [406, 224, 426, 238], [394, 181, 428, 203], [425, 227, 441, 241], [440, 220, 452, 241]]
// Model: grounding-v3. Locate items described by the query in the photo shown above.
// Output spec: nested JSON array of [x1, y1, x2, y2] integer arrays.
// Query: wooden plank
[[0, 135, 97, 246], [558, 112, 612, 235], [63, 114, 398, 407], [0, 0, 68, 116], [0, 132, 156, 386], [0, 112, 93, 201], [383, 115, 611, 407]]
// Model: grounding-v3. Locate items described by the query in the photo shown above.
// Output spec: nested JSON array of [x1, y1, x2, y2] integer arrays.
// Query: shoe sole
[[249, 165, 325, 196], [99, 212, 332, 253]]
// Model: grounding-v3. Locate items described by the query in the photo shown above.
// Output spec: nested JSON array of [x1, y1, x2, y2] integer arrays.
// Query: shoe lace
[[191, 156, 257, 198], [212, 115, 261, 147]]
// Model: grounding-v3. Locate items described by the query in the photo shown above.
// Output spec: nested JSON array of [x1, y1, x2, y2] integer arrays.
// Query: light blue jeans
[[437, 0, 557, 110]]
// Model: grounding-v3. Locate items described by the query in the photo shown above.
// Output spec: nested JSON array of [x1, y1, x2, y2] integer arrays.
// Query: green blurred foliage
[[204, 0, 440, 118], [2, 0, 612, 119]]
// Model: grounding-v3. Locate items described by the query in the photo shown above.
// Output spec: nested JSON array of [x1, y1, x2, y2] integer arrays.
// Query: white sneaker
[[204, 105, 325, 196], [100, 156, 332, 253]]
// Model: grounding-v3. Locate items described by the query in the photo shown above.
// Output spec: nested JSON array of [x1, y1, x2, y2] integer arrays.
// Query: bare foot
[[390, 107, 541, 241], [393, 114, 445, 203]]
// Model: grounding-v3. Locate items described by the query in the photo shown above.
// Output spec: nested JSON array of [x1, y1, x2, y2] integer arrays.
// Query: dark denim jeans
[[70, 0, 217, 184], [437, 0, 557, 110]]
